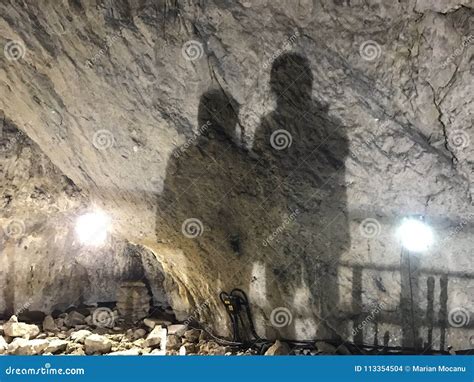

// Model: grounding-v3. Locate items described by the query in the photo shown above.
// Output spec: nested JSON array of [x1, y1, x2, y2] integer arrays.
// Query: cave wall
[[0, 0, 472, 350], [0, 120, 169, 317]]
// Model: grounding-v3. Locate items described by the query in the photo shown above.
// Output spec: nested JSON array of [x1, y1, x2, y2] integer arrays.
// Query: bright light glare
[[75, 211, 110, 246], [397, 218, 433, 252]]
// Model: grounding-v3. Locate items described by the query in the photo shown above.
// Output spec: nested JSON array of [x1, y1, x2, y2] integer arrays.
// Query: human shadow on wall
[[156, 88, 254, 327], [252, 53, 350, 340], [156, 53, 350, 341]]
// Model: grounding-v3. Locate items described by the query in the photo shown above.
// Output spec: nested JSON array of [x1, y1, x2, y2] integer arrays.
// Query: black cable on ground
[[205, 289, 472, 355]]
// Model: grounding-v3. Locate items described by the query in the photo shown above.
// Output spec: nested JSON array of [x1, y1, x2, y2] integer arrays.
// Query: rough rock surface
[[84, 334, 112, 354], [0, 121, 169, 316], [0, 0, 472, 352], [3, 315, 39, 338]]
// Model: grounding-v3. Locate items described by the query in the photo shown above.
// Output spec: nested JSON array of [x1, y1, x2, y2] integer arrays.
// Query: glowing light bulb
[[397, 218, 433, 252], [75, 211, 110, 246]]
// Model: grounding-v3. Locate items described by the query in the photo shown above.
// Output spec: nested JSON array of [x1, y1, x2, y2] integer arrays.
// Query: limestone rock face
[[0, 0, 472, 351]]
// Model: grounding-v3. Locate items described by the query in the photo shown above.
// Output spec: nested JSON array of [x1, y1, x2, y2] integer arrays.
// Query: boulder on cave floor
[[44, 339, 68, 354], [84, 334, 113, 354], [3, 316, 40, 339], [8, 338, 49, 355]]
